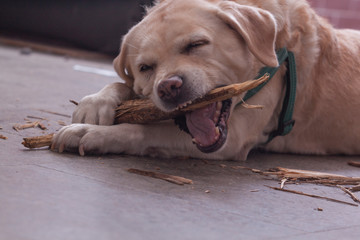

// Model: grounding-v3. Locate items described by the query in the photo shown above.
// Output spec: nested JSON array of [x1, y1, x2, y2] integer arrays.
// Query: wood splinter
[[22, 75, 269, 149], [0, 134, 8, 140], [235, 166, 360, 205], [266, 186, 358, 207], [348, 161, 360, 168], [337, 185, 360, 204], [127, 168, 193, 185], [262, 167, 360, 186]]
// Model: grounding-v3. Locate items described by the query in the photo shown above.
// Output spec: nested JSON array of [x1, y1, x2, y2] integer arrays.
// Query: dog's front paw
[[72, 93, 118, 125], [51, 124, 110, 156]]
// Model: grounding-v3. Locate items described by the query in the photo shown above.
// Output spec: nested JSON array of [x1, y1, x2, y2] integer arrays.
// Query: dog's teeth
[[215, 127, 220, 136], [193, 138, 204, 146], [214, 109, 221, 122], [184, 100, 192, 108], [213, 102, 223, 122], [178, 100, 193, 109]]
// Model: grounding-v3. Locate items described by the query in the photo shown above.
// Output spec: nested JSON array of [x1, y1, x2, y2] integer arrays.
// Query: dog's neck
[[238, 48, 297, 144]]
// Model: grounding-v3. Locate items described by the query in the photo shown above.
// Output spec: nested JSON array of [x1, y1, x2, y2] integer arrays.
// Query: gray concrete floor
[[1, 44, 360, 240]]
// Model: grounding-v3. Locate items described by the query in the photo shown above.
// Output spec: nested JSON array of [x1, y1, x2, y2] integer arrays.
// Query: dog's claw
[[79, 144, 85, 156], [59, 143, 65, 153]]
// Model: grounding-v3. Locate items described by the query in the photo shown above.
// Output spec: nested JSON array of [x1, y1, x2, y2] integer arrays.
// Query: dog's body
[[52, 0, 360, 160]]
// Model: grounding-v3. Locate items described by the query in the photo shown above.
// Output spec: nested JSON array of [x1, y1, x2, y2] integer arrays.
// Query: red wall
[[308, 0, 360, 30]]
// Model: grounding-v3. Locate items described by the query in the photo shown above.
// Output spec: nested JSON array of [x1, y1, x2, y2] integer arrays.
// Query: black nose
[[157, 76, 183, 102]]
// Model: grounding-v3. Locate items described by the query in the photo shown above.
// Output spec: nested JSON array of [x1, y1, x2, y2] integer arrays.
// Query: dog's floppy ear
[[113, 35, 134, 88], [216, 2, 278, 67]]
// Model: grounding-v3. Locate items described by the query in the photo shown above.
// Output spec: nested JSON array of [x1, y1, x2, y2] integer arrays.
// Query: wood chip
[[27, 116, 48, 120], [348, 161, 360, 168], [238, 98, 264, 109], [230, 166, 360, 187], [219, 164, 227, 168], [233, 166, 360, 205], [37, 122, 47, 130], [201, 159, 216, 165], [13, 121, 40, 131], [266, 185, 358, 207], [337, 185, 360, 204], [262, 167, 360, 186], [280, 178, 288, 189], [22, 134, 54, 148], [0, 134, 8, 140], [69, 99, 79, 106], [58, 120, 67, 126], [127, 168, 193, 185], [230, 165, 263, 173], [350, 185, 360, 192], [13, 121, 47, 131]]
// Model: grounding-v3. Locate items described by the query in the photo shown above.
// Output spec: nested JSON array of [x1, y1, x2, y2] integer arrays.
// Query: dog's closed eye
[[184, 39, 210, 53], [139, 64, 154, 72]]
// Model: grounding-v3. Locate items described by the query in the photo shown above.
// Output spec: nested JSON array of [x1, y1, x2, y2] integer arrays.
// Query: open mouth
[[174, 99, 232, 153]]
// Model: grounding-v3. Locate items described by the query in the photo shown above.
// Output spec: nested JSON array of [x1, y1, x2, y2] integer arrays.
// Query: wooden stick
[[114, 74, 269, 124], [127, 168, 193, 185], [266, 186, 358, 207], [22, 75, 269, 149]]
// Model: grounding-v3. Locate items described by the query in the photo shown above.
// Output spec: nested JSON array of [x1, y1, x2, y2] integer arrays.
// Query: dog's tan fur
[[52, 0, 360, 160]]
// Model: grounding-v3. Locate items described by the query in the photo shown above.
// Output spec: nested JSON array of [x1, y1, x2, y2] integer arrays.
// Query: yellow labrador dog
[[52, 0, 360, 160]]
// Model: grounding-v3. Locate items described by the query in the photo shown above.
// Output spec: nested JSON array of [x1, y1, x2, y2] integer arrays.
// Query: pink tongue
[[185, 103, 217, 147]]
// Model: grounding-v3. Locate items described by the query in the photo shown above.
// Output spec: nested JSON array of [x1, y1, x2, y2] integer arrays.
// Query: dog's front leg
[[51, 122, 197, 158]]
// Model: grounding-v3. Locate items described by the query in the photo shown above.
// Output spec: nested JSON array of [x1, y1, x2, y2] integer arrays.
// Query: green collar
[[238, 48, 297, 144]]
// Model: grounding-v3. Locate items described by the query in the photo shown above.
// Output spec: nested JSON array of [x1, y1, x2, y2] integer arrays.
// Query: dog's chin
[[174, 99, 232, 153]]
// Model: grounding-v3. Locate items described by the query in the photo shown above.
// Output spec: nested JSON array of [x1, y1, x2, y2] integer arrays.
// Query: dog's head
[[114, 0, 278, 153]]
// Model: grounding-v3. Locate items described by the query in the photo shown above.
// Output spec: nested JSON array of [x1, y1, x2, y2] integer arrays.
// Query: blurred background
[[309, 0, 360, 30], [0, 0, 359, 58], [0, 0, 153, 58]]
